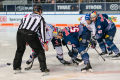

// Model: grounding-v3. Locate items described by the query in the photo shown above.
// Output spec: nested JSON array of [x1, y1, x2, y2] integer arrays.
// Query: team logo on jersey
[[109, 36, 113, 40], [98, 30, 102, 34], [82, 39, 86, 43], [97, 25, 101, 29], [67, 41, 71, 45], [72, 44, 76, 47]]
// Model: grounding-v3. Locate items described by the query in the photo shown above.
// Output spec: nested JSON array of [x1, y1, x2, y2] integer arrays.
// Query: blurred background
[[0, 0, 120, 14]]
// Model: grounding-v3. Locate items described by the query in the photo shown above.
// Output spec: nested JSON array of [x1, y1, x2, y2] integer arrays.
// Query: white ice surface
[[0, 27, 120, 80]]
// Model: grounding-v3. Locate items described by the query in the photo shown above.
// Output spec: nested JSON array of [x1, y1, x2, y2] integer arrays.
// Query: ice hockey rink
[[0, 27, 120, 80]]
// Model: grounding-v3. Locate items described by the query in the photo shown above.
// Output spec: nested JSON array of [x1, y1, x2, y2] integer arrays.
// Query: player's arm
[[95, 24, 104, 40], [91, 22, 96, 36]]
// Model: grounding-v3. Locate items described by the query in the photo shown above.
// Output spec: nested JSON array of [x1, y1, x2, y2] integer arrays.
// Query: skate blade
[[14, 70, 21, 74], [81, 69, 93, 73], [42, 72, 49, 76], [78, 61, 84, 66], [106, 54, 113, 57], [89, 69, 93, 73], [112, 57, 120, 60], [81, 70, 87, 73]]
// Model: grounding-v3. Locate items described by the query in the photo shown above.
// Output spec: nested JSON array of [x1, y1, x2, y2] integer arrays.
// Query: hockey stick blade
[[95, 48, 105, 61], [66, 45, 79, 66], [25, 59, 34, 70]]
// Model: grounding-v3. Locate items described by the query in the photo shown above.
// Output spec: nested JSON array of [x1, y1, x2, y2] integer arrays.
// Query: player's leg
[[55, 46, 71, 65], [97, 36, 108, 55], [51, 37, 71, 65], [103, 39, 113, 56], [105, 27, 120, 59], [79, 30, 93, 72], [13, 30, 26, 74], [26, 50, 37, 65]]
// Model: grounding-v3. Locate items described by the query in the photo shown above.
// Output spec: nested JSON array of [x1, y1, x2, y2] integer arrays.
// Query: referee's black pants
[[13, 29, 47, 70]]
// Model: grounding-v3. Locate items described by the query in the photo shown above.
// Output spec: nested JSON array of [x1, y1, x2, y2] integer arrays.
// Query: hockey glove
[[90, 36, 97, 48]]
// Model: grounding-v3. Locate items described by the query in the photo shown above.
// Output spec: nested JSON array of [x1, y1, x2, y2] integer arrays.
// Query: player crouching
[[26, 24, 71, 68], [56, 25, 93, 73]]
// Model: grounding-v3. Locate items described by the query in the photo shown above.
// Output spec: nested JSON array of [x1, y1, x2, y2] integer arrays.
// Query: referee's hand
[[44, 43, 49, 51]]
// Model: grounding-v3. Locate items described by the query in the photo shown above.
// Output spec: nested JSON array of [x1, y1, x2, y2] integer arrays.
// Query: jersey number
[[70, 27, 79, 33]]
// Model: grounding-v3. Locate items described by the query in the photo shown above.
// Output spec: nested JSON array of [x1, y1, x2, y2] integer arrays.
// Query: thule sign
[[86, 5, 102, 9], [57, 5, 71, 10]]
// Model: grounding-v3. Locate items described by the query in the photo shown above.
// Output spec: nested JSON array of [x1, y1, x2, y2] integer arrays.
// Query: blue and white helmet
[[85, 13, 91, 20]]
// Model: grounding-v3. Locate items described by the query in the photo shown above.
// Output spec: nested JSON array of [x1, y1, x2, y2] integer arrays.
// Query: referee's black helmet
[[33, 5, 43, 13]]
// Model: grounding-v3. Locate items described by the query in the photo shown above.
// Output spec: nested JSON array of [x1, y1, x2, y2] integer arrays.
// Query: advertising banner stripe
[[1, 23, 120, 27]]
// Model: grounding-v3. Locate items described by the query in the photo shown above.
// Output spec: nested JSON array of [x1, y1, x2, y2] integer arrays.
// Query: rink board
[[0, 14, 120, 27]]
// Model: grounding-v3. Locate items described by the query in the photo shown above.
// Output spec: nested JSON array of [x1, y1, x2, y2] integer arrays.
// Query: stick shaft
[[95, 48, 105, 61]]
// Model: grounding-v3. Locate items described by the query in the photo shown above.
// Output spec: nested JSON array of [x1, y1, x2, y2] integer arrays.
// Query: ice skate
[[112, 53, 120, 60], [40, 69, 50, 76], [99, 51, 107, 56], [14, 68, 21, 74], [56, 56, 71, 65], [81, 63, 93, 73], [107, 51, 113, 57]]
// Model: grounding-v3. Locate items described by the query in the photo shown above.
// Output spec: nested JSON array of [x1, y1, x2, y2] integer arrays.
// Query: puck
[[7, 63, 11, 65]]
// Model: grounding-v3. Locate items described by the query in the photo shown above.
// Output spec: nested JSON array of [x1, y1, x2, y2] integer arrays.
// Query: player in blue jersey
[[98, 14, 113, 55], [84, 13, 113, 56], [56, 25, 93, 72], [90, 11, 120, 59]]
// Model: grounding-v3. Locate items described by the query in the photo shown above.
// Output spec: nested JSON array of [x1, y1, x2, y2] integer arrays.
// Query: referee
[[13, 5, 49, 74]]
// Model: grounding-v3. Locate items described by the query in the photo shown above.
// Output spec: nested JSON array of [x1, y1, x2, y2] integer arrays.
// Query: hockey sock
[[81, 53, 90, 65], [106, 41, 120, 54], [98, 41, 107, 52]]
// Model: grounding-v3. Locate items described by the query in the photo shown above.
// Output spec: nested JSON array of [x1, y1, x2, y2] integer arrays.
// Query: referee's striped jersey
[[18, 13, 46, 43]]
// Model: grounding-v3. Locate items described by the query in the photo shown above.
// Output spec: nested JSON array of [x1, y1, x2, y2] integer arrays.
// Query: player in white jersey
[[26, 23, 71, 66], [80, 13, 97, 48], [80, 13, 96, 37]]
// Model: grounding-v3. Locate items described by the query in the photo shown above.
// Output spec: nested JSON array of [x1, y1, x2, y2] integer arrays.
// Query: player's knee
[[106, 41, 112, 46], [78, 45, 86, 53]]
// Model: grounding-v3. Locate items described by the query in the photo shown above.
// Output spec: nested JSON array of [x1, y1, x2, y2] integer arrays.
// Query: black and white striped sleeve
[[40, 17, 46, 43]]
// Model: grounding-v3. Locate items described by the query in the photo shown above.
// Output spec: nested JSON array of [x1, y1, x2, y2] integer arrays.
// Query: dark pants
[[13, 29, 47, 70]]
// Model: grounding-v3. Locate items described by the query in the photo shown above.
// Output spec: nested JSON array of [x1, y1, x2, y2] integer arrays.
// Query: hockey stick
[[25, 58, 34, 70], [85, 44, 91, 52], [90, 39, 105, 61], [94, 48, 105, 61], [65, 45, 79, 65]]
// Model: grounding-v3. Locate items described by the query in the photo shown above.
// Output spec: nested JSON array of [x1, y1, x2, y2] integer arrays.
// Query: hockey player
[[80, 13, 113, 55], [26, 23, 71, 66], [56, 25, 93, 72], [91, 11, 120, 59], [98, 13, 113, 56]]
